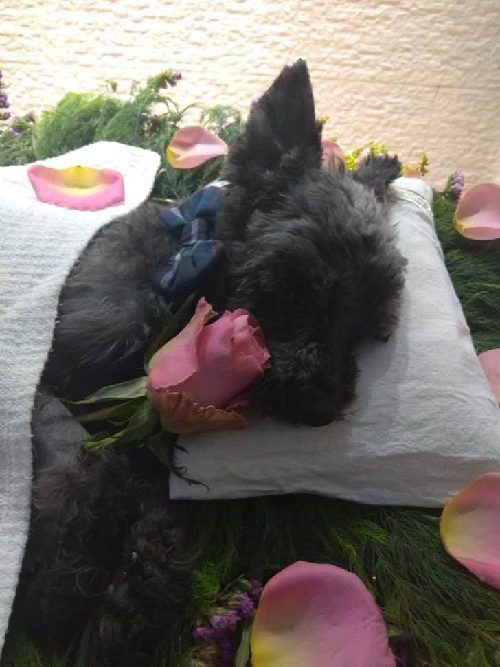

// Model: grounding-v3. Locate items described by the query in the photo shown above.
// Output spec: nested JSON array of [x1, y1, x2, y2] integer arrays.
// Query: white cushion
[[169, 178, 500, 507]]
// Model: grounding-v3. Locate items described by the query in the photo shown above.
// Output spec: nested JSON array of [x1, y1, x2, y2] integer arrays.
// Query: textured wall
[[2, 0, 500, 186]]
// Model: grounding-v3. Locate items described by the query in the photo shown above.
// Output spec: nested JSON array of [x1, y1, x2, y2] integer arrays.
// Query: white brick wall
[[2, 0, 500, 186]]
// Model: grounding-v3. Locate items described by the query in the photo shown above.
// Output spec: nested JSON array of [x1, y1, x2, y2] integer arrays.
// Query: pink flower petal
[[148, 388, 246, 433], [166, 125, 228, 169], [148, 297, 215, 389], [321, 139, 344, 170], [174, 313, 265, 408], [27, 164, 124, 210], [479, 349, 500, 402], [455, 182, 500, 240], [251, 561, 395, 667], [441, 473, 500, 589], [148, 298, 270, 411], [231, 312, 270, 368]]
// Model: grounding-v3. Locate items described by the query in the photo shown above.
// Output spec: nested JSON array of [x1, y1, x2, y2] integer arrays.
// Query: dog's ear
[[218, 60, 322, 239], [245, 58, 322, 169]]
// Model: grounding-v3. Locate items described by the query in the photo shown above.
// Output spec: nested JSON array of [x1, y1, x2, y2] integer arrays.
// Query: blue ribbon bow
[[150, 185, 225, 297]]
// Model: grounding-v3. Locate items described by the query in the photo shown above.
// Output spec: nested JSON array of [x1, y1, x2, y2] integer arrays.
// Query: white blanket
[[0, 142, 160, 654], [170, 178, 500, 507]]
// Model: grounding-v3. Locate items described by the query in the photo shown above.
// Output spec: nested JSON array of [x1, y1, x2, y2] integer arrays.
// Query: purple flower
[[192, 624, 215, 643], [444, 169, 465, 202], [210, 610, 240, 636], [237, 593, 255, 619], [216, 636, 237, 667], [452, 170, 465, 196], [249, 578, 263, 601], [8, 128, 20, 138], [168, 71, 182, 87], [0, 94, 10, 109]]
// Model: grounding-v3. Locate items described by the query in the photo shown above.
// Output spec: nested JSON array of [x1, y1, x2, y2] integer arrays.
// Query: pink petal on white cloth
[[27, 164, 124, 211], [251, 561, 395, 667], [478, 349, 500, 402], [455, 183, 500, 240], [441, 473, 500, 589], [148, 297, 215, 388], [166, 125, 228, 169]]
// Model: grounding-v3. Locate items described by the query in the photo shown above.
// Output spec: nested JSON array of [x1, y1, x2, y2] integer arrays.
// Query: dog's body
[[16, 61, 406, 664]]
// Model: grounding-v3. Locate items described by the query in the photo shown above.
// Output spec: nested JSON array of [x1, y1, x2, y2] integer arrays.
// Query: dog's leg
[[97, 497, 192, 665], [23, 392, 192, 664], [18, 390, 134, 649]]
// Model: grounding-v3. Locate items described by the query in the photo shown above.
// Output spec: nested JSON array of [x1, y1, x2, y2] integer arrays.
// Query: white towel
[[0, 141, 160, 654]]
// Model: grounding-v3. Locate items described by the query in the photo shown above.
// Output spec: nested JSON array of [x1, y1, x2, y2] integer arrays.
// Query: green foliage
[[0, 633, 64, 667], [184, 496, 500, 667], [34, 93, 123, 159], [2, 72, 244, 200], [433, 193, 500, 353], [0, 114, 36, 166]]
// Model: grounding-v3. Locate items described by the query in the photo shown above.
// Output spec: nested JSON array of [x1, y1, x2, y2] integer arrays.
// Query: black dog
[[16, 60, 405, 664]]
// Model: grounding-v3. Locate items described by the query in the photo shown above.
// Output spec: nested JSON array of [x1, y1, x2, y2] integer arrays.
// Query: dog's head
[[215, 61, 405, 426]]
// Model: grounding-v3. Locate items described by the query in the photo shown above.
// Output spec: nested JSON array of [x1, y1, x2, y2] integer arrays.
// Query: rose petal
[[166, 125, 228, 169], [148, 297, 215, 390], [455, 183, 500, 240], [251, 561, 395, 667], [174, 313, 265, 408], [149, 388, 246, 433], [27, 164, 124, 211], [231, 312, 270, 368], [441, 473, 500, 589], [321, 139, 344, 170], [478, 349, 500, 402]]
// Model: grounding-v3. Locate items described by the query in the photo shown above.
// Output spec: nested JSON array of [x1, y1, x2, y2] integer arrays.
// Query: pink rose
[[147, 297, 270, 432]]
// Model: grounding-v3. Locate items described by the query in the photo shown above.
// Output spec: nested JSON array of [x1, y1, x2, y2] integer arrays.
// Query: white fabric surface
[[0, 142, 160, 654], [170, 178, 500, 507]]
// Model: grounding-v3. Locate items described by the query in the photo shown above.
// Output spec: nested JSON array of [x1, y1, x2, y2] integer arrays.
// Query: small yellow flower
[[419, 151, 429, 175], [368, 140, 389, 157], [344, 146, 365, 171], [317, 114, 330, 128]]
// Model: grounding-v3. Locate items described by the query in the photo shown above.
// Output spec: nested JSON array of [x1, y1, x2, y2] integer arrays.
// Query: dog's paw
[[353, 154, 402, 199], [364, 153, 402, 183]]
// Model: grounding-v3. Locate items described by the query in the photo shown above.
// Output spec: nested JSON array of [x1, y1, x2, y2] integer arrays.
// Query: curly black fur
[[18, 60, 406, 663], [218, 61, 405, 424]]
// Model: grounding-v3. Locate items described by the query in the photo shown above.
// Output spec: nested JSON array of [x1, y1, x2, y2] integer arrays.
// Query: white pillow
[[169, 178, 500, 507]]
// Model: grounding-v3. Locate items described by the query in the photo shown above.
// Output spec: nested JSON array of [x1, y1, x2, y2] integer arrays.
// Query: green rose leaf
[[79, 399, 142, 424], [82, 399, 158, 450], [75, 376, 148, 405]]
